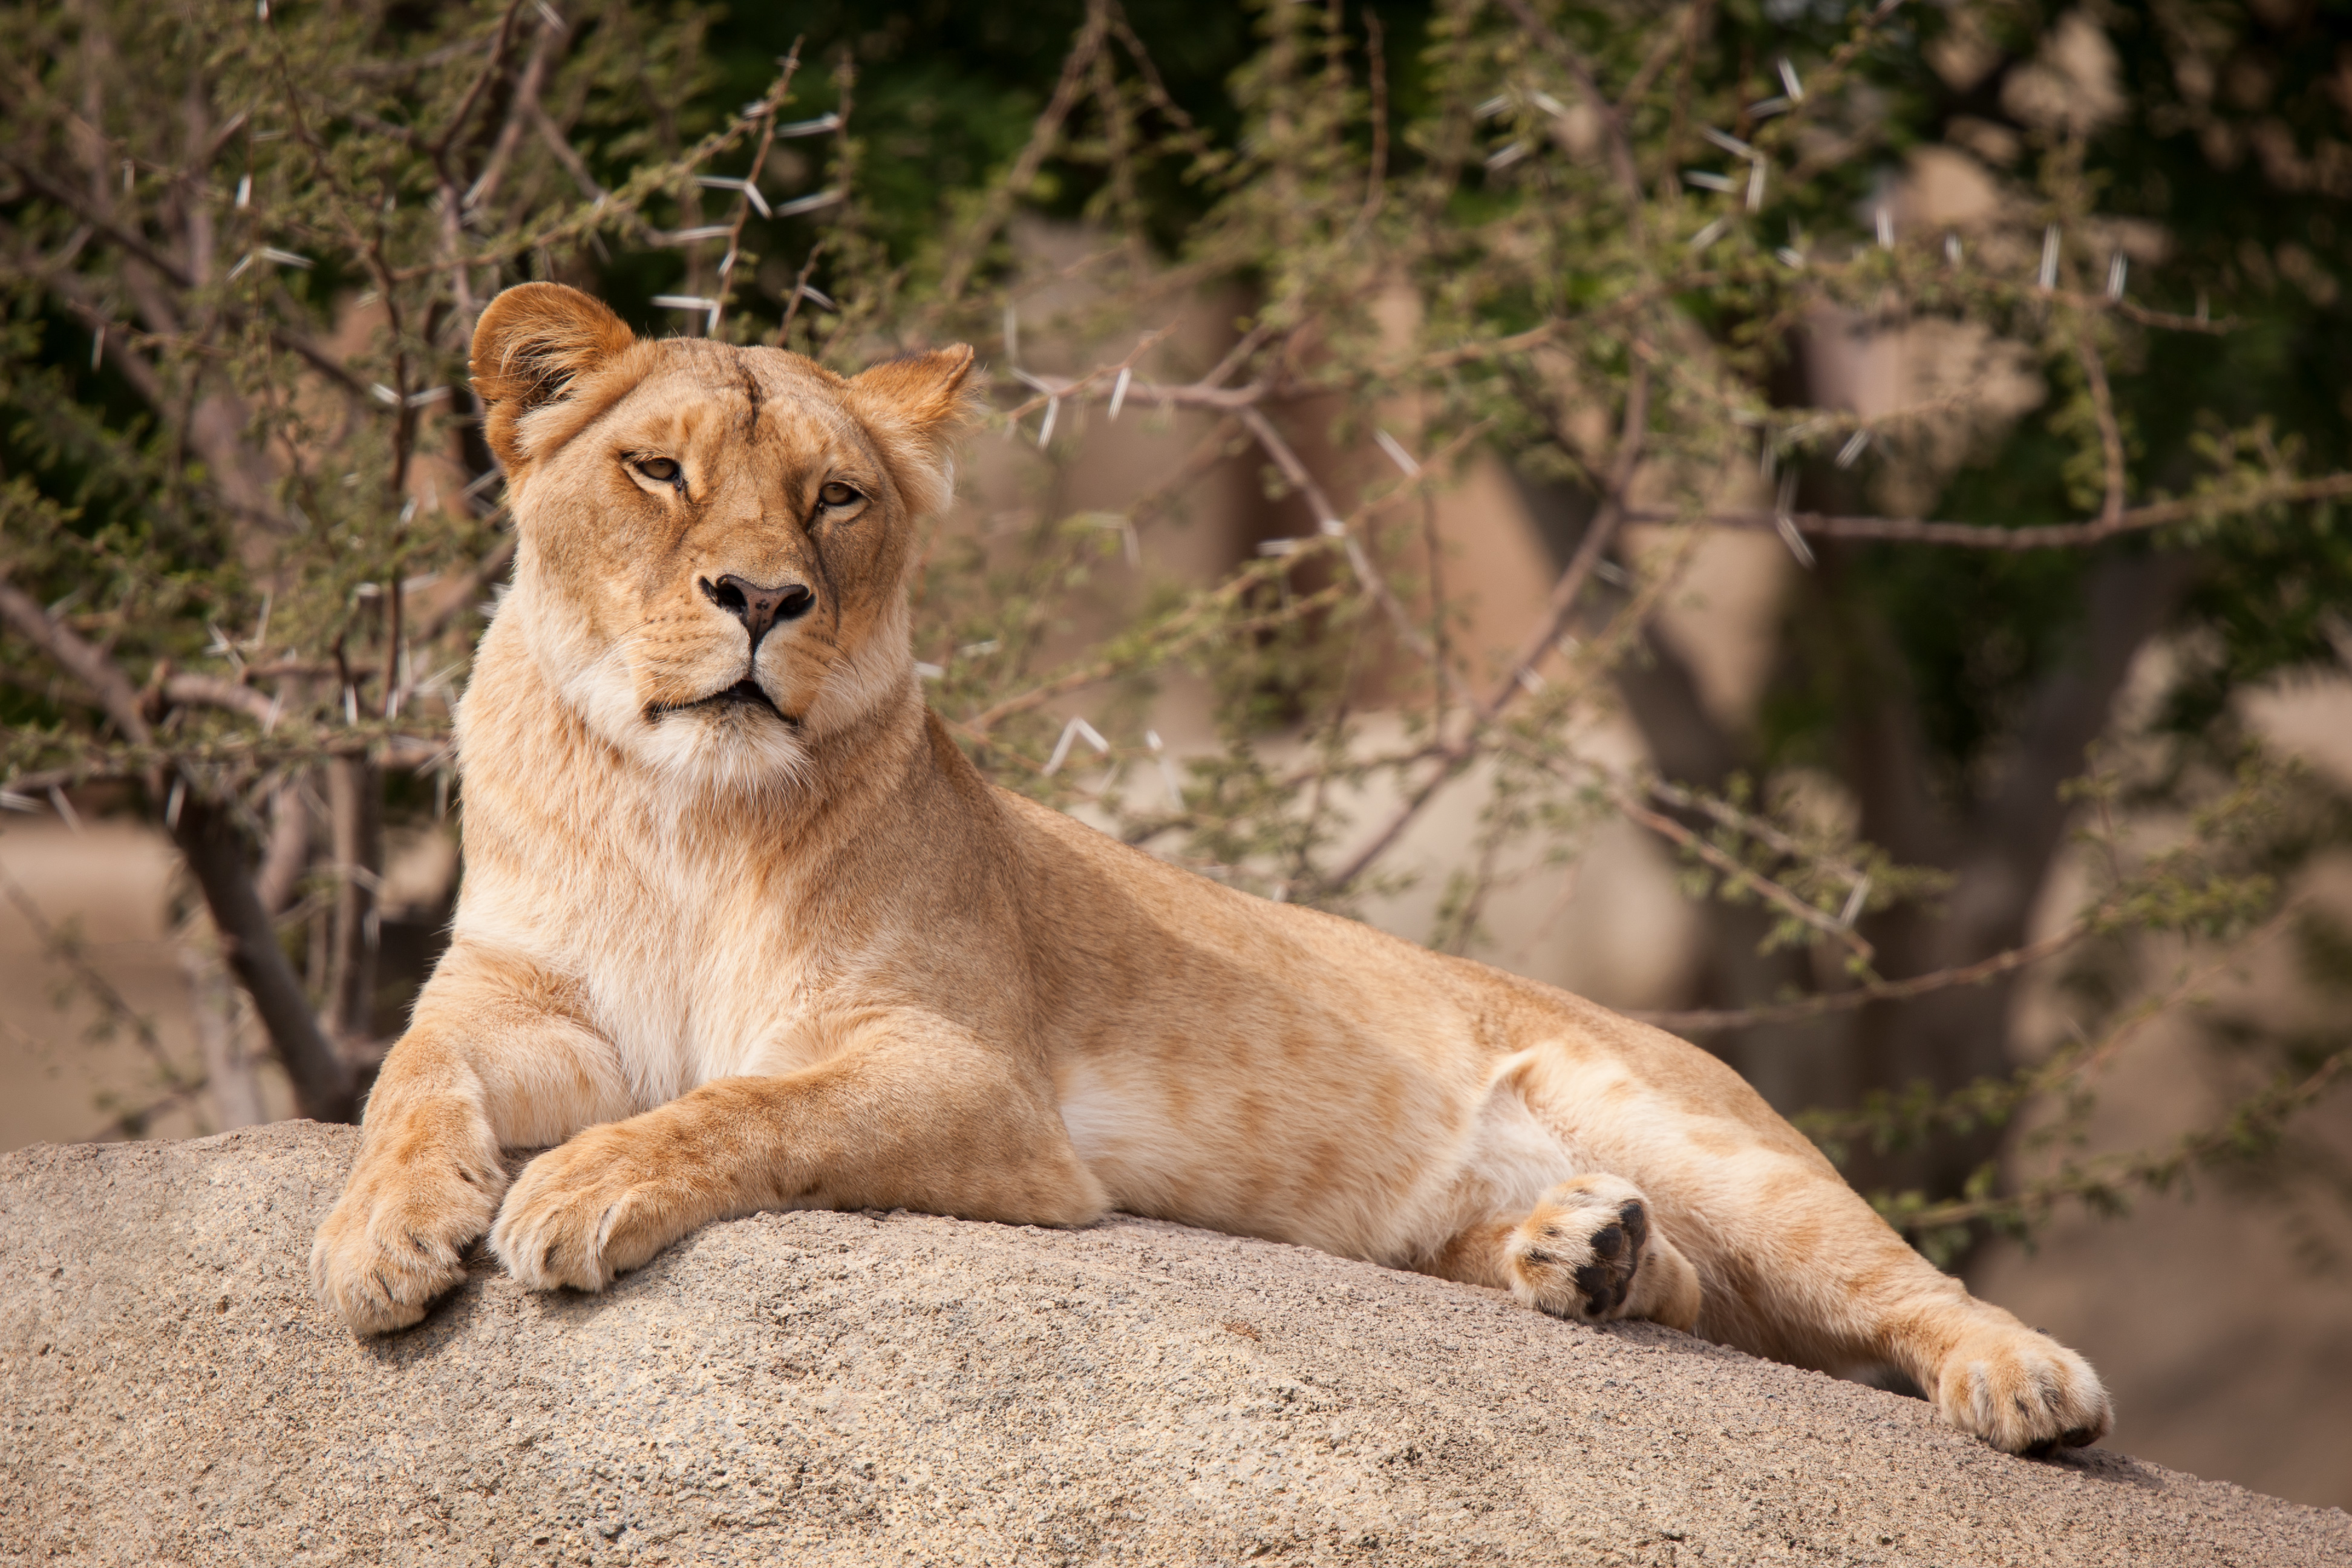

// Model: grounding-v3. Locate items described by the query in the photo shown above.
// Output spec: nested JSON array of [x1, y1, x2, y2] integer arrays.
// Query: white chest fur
[[452, 806, 830, 1111]]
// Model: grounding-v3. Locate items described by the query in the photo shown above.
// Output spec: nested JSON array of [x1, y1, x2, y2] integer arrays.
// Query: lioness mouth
[[650, 678, 797, 726]]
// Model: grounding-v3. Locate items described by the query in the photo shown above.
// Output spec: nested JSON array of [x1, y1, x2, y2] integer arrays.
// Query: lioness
[[312, 282, 2110, 1455]]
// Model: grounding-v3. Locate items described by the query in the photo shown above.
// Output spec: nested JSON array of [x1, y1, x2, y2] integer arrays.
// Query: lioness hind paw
[[1932, 1325, 2112, 1456], [1505, 1177, 1651, 1322]]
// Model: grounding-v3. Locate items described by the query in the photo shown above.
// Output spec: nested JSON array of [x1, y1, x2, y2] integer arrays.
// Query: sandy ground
[[4, 1123, 2346, 1566]]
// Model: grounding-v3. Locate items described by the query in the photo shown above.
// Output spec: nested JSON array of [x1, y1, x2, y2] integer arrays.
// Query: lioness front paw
[[1932, 1322, 2112, 1456], [489, 1122, 693, 1293], [311, 1128, 505, 1336]]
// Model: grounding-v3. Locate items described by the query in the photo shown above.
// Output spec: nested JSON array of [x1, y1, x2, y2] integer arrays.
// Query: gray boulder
[[3, 1123, 2345, 1566]]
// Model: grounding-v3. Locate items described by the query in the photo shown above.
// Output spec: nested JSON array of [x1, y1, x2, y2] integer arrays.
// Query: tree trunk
[[325, 758, 382, 1046], [172, 793, 356, 1123]]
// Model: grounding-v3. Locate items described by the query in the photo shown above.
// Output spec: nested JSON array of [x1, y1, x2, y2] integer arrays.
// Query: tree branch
[[0, 577, 151, 743], [0, 156, 367, 395], [2075, 335, 2128, 526], [1630, 921, 2086, 1033], [1317, 357, 1652, 893], [1634, 471, 2352, 549], [1497, 0, 1644, 206], [1613, 788, 1874, 966], [0, 573, 353, 1122]]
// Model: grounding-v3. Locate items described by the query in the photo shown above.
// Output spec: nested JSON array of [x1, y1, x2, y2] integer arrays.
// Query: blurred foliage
[[1, 0, 2347, 1259]]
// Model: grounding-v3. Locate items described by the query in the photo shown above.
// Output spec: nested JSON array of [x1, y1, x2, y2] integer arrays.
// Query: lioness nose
[[701, 574, 814, 651]]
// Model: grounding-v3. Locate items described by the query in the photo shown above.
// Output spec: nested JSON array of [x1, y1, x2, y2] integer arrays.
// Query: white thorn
[[1146, 730, 1182, 804], [1109, 366, 1131, 421], [1373, 428, 1421, 477], [1701, 126, 1758, 161], [1041, 716, 1107, 776], [1773, 472, 1815, 570]]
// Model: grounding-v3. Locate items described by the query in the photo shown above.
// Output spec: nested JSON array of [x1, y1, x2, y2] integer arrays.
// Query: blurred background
[[2, 0, 2348, 1512]]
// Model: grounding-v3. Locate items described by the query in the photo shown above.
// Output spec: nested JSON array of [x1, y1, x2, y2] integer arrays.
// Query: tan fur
[[311, 283, 2111, 1457]]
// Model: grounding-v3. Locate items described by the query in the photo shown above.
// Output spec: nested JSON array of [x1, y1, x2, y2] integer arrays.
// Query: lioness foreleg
[[490, 1025, 1106, 1293], [311, 946, 630, 1334]]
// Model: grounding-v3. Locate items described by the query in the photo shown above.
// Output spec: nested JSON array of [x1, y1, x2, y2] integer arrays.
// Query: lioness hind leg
[[1640, 1137, 2113, 1454], [1426, 1177, 1700, 1331]]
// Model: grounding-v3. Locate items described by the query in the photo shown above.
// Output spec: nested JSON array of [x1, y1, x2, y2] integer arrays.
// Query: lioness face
[[469, 284, 973, 788]]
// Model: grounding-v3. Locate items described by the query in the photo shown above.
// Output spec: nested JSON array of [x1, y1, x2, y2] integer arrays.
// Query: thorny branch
[[1, 0, 2345, 1255]]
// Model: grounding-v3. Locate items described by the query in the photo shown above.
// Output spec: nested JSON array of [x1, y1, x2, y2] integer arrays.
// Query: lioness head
[[469, 283, 973, 789]]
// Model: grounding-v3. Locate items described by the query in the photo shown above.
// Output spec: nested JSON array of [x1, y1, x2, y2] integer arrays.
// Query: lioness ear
[[844, 345, 978, 519], [469, 283, 638, 472]]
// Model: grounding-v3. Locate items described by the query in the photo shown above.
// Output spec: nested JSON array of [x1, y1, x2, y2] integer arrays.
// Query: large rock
[[1, 1124, 2344, 1566]]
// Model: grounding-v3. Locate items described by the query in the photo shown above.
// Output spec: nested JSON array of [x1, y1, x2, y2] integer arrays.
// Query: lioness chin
[[311, 282, 2109, 1457]]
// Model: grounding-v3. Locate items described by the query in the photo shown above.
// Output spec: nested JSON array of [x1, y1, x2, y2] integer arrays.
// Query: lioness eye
[[635, 456, 681, 484], [819, 481, 861, 509]]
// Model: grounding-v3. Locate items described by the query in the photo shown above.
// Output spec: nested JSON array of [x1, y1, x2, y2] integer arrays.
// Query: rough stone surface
[[2, 1123, 2345, 1566]]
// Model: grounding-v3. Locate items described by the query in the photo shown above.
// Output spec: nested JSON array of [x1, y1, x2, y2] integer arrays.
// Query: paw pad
[[1509, 1186, 1651, 1321]]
